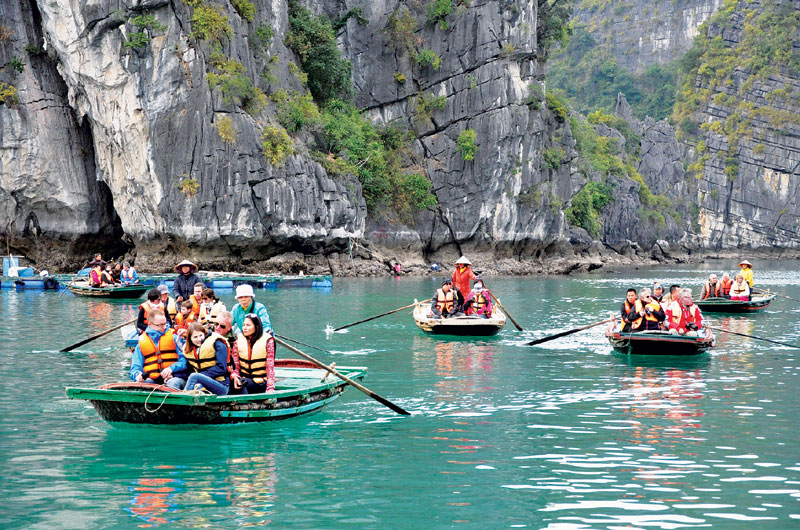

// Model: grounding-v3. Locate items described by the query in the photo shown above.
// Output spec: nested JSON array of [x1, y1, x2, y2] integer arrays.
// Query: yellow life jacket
[[200, 302, 225, 324], [435, 289, 455, 313], [624, 300, 644, 329], [139, 329, 179, 380], [186, 332, 229, 381], [644, 300, 661, 322], [236, 334, 272, 384]]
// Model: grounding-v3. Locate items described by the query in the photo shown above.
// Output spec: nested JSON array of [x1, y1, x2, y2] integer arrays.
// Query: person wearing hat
[[738, 260, 754, 287], [652, 282, 664, 303], [231, 284, 272, 335], [137, 288, 171, 333], [430, 279, 460, 319], [452, 256, 476, 302], [173, 259, 202, 303], [158, 284, 179, 320]]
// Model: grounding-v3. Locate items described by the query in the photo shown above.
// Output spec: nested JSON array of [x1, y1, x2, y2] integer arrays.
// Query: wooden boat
[[607, 327, 714, 356], [695, 292, 775, 313], [66, 360, 367, 426], [412, 302, 506, 336], [67, 279, 149, 299]]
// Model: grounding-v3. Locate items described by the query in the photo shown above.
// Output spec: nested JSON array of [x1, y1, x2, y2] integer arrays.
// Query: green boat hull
[[67, 364, 367, 426], [695, 294, 775, 313]]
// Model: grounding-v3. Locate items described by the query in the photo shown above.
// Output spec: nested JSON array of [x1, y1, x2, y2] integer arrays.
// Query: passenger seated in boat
[[199, 288, 226, 325], [661, 284, 681, 305], [111, 262, 122, 283], [431, 279, 461, 319], [137, 289, 170, 334], [668, 288, 704, 337], [719, 273, 732, 299], [621, 288, 645, 332], [231, 314, 275, 394], [639, 288, 665, 331], [101, 264, 117, 286], [463, 280, 493, 318], [231, 284, 272, 335], [188, 282, 205, 318], [183, 317, 232, 396], [730, 274, 751, 301], [158, 284, 179, 320], [89, 264, 107, 287], [120, 261, 139, 285], [700, 274, 720, 300], [174, 300, 196, 337], [652, 283, 665, 303], [130, 309, 187, 390], [738, 260, 754, 288]]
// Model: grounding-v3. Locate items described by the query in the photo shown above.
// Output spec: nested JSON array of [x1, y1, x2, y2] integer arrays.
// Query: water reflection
[[127, 472, 183, 526]]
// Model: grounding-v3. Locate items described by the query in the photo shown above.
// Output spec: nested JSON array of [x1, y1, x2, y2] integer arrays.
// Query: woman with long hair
[[232, 314, 275, 394]]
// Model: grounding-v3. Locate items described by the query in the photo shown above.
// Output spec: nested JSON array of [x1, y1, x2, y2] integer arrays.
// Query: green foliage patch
[[565, 181, 614, 238], [457, 129, 477, 161], [231, 0, 256, 22], [190, 5, 232, 41], [261, 125, 294, 165], [207, 52, 267, 114], [0, 82, 19, 106]]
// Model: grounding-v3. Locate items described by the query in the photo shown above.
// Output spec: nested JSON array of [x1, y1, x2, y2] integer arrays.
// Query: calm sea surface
[[1, 260, 799, 529]]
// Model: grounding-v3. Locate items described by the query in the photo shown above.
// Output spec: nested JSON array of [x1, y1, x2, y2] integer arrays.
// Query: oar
[[333, 299, 432, 331], [274, 336, 410, 415], [59, 262, 89, 297], [275, 333, 335, 355], [754, 289, 800, 303], [527, 316, 616, 346], [485, 290, 523, 331], [60, 318, 137, 352], [705, 325, 800, 349]]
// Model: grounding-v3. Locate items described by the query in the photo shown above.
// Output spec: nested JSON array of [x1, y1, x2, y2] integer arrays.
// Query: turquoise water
[[1, 260, 799, 528]]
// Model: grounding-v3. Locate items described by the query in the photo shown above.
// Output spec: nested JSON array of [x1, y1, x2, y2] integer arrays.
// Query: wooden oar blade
[[60, 318, 137, 352], [526, 328, 580, 346], [706, 325, 800, 349], [333, 299, 431, 331]]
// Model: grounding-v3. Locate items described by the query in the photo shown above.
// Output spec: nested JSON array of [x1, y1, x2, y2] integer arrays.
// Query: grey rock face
[[573, 0, 724, 72]]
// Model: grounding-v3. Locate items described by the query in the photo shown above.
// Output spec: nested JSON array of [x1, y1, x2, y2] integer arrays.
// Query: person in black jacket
[[172, 260, 201, 303], [621, 288, 644, 332]]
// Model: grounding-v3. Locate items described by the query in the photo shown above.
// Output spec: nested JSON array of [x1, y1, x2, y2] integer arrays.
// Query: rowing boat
[[67, 279, 149, 299], [66, 360, 367, 426], [695, 293, 775, 313], [606, 327, 714, 356], [412, 302, 506, 336]]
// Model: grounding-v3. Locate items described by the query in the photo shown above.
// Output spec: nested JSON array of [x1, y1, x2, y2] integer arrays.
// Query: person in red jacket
[[452, 256, 476, 302], [668, 289, 704, 336]]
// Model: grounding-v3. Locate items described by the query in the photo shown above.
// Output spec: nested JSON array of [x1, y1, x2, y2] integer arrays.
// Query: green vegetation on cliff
[[547, 24, 677, 121], [673, 0, 800, 179]]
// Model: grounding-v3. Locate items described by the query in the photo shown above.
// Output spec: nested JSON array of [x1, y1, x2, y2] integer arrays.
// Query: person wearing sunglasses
[[183, 312, 235, 395], [639, 288, 665, 331]]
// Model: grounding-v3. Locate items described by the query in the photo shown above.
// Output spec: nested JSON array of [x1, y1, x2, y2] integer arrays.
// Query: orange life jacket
[[719, 277, 732, 295], [701, 281, 720, 300], [174, 311, 196, 329], [139, 301, 166, 327], [624, 300, 644, 329], [139, 329, 179, 380], [435, 289, 455, 313], [189, 294, 201, 316], [644, 300, 661, 322]]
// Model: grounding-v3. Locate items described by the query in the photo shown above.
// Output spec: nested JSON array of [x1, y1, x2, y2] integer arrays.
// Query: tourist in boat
[[231, 314, 275, 394], [183, 320, 231, 396], [652, 283, 665, 303], [158, 284, 179, 320], [172, 259, 201, 303], [700, 274, 720, 300], [730, 273, 751, 301], [120, 261, 139, 285], [89, 253, 105, 268], [173, 300, 196, 337], [231, 284, 271, 335], [620, 288, 644, 332], [199, 288, 226, 325], [89, 263, 108, 287], [101, 264, 117, 285], [661, 284, 681, 305], [463, 280, 493, 318], [668, 289, 704, 336], [452, 256, 476, 303], [738, 260, 754, 287], [639, 288, 665, 331], [188, 282, 205, 317], [111, 262, 123, 283], [137, 289, 170, 333], [130, 309, 187, 390], [431, 279, 460, 319], [719, 273, 733, 299]]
